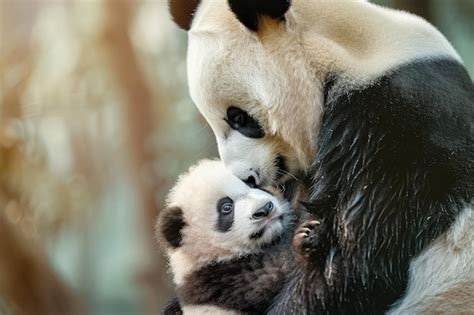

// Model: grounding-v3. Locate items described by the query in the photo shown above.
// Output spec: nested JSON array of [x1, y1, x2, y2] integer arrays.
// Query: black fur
[[179, 241, 293, 314], [161, 297, 183, 315], [158, 207, 186, 248], [250, 228, 265, 240], [228, 0, 291, 32], [269, 59, 474, 314], [274, 155, 288, 181]]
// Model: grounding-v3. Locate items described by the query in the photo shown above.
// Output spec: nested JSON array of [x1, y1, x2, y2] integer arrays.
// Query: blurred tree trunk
[[0, 32, 79, 314], [393, 0, 432, 22], [101, 0, 172, 313]]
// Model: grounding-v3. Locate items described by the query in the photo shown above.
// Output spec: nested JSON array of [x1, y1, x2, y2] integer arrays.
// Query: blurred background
[[0, 0, 472, 314]]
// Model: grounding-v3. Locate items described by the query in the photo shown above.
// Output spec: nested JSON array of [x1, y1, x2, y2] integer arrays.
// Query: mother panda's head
[[169, 0, 458, 186], [170, 0, 322, 187]]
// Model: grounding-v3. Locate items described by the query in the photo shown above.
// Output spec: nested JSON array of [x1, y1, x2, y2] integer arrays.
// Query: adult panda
[[168, 0, 474, 314]]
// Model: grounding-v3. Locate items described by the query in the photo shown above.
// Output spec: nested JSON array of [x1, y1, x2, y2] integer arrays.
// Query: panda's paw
[[293, 220, 321, 259]]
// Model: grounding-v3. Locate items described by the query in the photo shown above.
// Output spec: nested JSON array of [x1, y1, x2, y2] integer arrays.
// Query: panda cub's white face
[[161, 160, 291, 271]]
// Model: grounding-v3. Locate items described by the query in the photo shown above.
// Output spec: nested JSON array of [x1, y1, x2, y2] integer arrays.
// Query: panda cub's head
[[157, 159, 291, 284]]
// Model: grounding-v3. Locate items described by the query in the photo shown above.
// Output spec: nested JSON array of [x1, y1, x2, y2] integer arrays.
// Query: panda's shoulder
[[326, 58, 473, 158], [319, 57, 473, 206]]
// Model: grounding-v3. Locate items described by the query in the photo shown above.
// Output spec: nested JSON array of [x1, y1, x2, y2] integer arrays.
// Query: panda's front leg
[[292, 219, 323, 260]]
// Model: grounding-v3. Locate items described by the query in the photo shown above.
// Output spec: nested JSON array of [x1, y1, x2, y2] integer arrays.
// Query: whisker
[[277, 183, 287, 194], [276, 169, 298, 182], [271, 157, 299, 182]]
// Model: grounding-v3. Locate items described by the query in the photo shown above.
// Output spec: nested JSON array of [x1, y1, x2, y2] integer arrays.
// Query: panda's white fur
[[187, 0, 460, 186], [389, 206, 474, 315], [181, 305, 239, 315], [158, 159, 292, 314]]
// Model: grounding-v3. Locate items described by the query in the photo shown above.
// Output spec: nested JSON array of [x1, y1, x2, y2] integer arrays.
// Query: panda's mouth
[[249, 214, 286, 240], [272, 155, 300, 200], [250, 227, 266, 240], [274, 155, 287, 181]]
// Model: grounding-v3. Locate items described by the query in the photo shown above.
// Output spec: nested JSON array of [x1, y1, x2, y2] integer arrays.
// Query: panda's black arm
[[272, 59, 474, 314], [160, 296, 183, 315]]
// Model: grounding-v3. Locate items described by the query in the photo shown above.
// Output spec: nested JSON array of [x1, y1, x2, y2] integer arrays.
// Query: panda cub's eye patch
[[216, 197, 234, 232], [224, 106, 265, 138]]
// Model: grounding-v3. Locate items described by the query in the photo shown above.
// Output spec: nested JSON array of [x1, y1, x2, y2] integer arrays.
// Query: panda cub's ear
[[228, 0, 291, 32], [157, 206, 187, 248]]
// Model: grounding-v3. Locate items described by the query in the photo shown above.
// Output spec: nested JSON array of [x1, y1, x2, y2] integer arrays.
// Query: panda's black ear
[[157, 206, 187, 248], [228, 0, 291, 32], [168, 0, 201, 30]]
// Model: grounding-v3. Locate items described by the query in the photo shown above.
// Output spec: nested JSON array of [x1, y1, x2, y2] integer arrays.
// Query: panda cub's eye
[[217, 197, 234, 215], [225, 106, 265, 138], [221, 203, 233, 214]]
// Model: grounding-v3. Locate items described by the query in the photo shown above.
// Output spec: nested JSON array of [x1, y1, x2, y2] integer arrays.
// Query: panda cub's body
[[157, 160, 295, 314]]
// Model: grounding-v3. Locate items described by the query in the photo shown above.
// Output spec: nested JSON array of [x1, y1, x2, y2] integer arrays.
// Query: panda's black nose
[[244, 176, 257, 188], [252, 202, 274, 220]]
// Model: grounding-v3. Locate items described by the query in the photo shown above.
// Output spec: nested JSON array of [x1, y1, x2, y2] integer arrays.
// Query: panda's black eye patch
[[224, 106, 265, 138], [216, 197, 234, 232]]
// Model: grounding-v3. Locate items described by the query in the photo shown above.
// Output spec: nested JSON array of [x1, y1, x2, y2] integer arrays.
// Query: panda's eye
[[217, 197, 234, 216], [224, 106, 265, 138], [221, 203, 234, 214], [233, 113, 246, 126], [216, 197, 234, 232]]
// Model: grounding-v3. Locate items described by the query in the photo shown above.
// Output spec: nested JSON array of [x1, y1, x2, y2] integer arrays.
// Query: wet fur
[[269, 59, 473, 314]]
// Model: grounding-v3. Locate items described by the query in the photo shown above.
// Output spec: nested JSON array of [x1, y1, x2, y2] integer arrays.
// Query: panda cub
[[157, 159, 295, 314]]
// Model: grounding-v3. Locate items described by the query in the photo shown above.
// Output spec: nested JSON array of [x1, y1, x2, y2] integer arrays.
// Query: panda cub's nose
[[252, 202, 274, 220]]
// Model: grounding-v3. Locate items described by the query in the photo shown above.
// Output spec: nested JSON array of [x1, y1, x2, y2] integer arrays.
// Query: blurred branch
[[101, 0, 172, 312]]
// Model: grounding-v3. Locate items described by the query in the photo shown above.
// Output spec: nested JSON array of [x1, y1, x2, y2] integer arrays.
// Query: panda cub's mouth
[[250, 228, 265, 240], [249, 214, 285, 240]]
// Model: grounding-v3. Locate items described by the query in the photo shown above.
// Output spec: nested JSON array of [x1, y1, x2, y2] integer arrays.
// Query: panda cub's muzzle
[[252, 201, 274, 220], [249, 193, 288, 241]]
